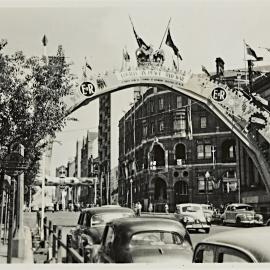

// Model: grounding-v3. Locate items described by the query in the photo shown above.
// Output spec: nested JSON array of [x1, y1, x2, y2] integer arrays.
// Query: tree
[[0, 41, 76, 186]]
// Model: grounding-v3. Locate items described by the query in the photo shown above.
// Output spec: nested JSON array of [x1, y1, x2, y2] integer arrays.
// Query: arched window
[[152, 144, 165, 166]]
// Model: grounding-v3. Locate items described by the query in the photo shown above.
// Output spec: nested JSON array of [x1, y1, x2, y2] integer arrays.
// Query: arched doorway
[[152, 144, 165, 166], [174, 180, 189, 204], [154, 177, 167, 201]]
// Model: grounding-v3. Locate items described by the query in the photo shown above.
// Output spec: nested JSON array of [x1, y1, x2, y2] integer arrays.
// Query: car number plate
[[192, 224, 202, 228]]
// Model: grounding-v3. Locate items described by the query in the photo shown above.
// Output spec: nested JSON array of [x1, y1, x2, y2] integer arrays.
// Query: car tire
[[236, 218, 241, 227], [205, 228, 210, 234]]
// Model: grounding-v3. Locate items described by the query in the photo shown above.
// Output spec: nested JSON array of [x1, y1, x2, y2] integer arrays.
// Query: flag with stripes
[[245, 42, 263, 61], [202, 65, 210, 77]]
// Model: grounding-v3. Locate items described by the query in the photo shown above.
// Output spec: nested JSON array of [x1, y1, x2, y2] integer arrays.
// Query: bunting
[[123, 48, 130, 62], [165, 28, 183, 60]]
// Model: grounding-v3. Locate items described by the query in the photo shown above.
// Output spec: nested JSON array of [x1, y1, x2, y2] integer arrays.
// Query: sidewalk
[[0, 226, 34, 263]]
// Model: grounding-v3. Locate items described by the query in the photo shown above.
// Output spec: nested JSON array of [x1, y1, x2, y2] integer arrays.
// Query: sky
[[1, 0, 270, 176]]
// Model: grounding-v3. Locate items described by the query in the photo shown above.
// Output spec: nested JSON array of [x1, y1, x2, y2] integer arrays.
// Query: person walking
[[36, 209, 41, 233], [148, 202, 153, 213], [137, 201, 142, 216], [165, 203, 169, 214]]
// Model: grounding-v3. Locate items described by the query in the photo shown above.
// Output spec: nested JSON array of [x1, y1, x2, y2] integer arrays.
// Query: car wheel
[[205, 228, 210, 234], [236, 218, 241, 227]]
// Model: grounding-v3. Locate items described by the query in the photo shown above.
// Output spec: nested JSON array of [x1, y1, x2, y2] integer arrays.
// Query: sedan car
[[70, 206, 135, 260], [175, 203, 211, 233], [98, 217, 193, 263], [220, 203, 263, 226], [193, 226, 270, 263]]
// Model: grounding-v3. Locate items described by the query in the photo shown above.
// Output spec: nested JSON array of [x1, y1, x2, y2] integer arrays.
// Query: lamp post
[[205, 171, 210, 204], [130, 178, 133, 209]]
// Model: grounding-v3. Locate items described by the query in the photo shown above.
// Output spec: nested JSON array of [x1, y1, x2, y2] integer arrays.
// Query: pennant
[[42, 35, 48, 46], [173, 59, 178, 70], [245, 42, 263, 61], [86, 62, 92, 71], [165, 28, 183, 60], [202, 65, 210, 77]]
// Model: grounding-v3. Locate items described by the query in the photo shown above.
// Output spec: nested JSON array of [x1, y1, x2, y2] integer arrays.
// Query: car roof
[[81, 206, 134, 215], [227, 203, 252, 207], [197, 227, 270, 262], [176, 203, 202, 207], [109, 217, 187, 236]]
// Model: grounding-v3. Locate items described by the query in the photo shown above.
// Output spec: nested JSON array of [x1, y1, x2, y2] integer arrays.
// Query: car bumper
[[186, 223, 211, 229], [240, 220, 264, 225]]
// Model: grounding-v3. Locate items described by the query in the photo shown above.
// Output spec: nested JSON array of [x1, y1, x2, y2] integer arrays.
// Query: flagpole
[[159, 17, 171, 49], [243, 39, 248, 87]]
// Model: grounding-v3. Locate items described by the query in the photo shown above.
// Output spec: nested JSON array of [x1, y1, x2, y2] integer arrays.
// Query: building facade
[[98, 94, 111, 205]]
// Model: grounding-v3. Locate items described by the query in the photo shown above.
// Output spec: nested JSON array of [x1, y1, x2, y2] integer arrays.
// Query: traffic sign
[[1, 152, 29, 177]]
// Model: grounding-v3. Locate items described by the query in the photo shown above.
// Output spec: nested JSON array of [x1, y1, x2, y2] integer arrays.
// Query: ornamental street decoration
[[211, 87, 227, 102], [80, 81, 95, 97]]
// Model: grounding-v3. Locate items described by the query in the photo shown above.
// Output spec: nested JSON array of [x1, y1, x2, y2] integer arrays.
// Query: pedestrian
[[165, 203, 169, 214], [36, 209, 41, 233], [148, 202, 153, 213], [137, 202, 142, 216]]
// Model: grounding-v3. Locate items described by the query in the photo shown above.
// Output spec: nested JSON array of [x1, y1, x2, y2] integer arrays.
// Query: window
[[200, 116, 207, 129], [150, 100, 154, 113], [197, 173, 213, 193], [197, 145, 204, 159], [158, 97, 164, 110], [143, 123, 147, 137], [151, 122, 155, 134], [197, 144, 212, 159], [176, 96, 182, 108], [229, 145, 235, 159], [159, 121, 164, 132], [173, 113, 186, 130]]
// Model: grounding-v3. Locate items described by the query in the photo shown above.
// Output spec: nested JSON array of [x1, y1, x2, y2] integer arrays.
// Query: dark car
[[97, 217, 193, 263], [193, 226, 270, 263], [70, 206, 135, 258]]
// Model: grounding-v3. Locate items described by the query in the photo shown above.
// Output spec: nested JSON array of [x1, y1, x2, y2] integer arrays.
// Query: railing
[[42, 217, 91, 263]]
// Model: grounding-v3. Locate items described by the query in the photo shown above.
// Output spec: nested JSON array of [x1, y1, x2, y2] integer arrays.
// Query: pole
[[100, 171, 103, 206], [94, 177, 97, 205], [159, 17, 172, 49], [0, 189, 5, 245], [7, 178, 16, 263], [243, 39, 248, 87], [130, 179, 133, 209], [248, 60, 253, 94], [40, 152, 46, 240]]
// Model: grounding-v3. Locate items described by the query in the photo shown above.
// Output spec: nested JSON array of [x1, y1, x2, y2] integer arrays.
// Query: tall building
[[98, 94, 111, 205], [118, 60, 269, 214], [75, 140, 82, 178]]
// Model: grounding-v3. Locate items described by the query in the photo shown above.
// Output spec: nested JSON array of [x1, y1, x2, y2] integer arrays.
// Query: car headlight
[[183, 216, 188, 223], [206, 217, 211, 223], [256, 214, 263, 220]]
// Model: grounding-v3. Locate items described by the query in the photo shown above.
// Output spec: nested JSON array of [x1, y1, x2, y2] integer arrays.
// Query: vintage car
[[175, 203, 211, 233], [97, 217, 193, 263], [201, 204, 214, 221], [70, 206, 135, 259], [193, 226, 270, 263], [266, 218, 270, 226], [220, 203, 263, 226]]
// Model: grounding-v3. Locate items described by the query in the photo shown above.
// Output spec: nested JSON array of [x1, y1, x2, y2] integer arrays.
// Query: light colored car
[[201, 204, 214, 221], [220, 203, 263, 226], [193, 227, 270, 262], [98, 217, 193, 263], [175, 203, 211, 233], [31, 205, 39, 212]]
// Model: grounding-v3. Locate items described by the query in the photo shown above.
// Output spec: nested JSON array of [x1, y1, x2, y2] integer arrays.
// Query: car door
[[99, 225, 115, 263], [216, 246, 253, 263], [224, 206, 234, 223], [193, 243, 216, 263]]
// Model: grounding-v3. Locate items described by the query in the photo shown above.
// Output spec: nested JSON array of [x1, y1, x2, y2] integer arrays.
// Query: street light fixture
[[205, 171, 210, 204]]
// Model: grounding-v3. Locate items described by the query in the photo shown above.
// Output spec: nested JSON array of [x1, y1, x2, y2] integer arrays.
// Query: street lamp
[[205, 171, 210, 204], [130, 178, 133, 209]]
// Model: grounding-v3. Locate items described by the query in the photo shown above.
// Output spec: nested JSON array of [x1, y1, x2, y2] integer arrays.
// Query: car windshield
[[91, 212, 133, 227], [181, 206, 201, 213], [130, 231, 187, 247], [235, 205, 253, 211]]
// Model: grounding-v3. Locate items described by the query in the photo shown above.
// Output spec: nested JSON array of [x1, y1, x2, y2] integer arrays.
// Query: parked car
[[266, 218, 270, 226], [97, 217, 193, 263], [31, 205, 39, 212], [175, 203, 211, 233], [45, 203, 54, 212], [201, 204, 214, 221], [70, 206, 135, 260], [220, 203, 263, 226], [193, 226, 270, 263]]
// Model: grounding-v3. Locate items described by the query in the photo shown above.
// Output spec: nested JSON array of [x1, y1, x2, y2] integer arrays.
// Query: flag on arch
[[123, 48, 130, 62], [245, 42, 263, 61], [202, 65, 211, 77], [165, 28, 183, 60], [86, 61, 92, 71], [42, 35, 48, 46]]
